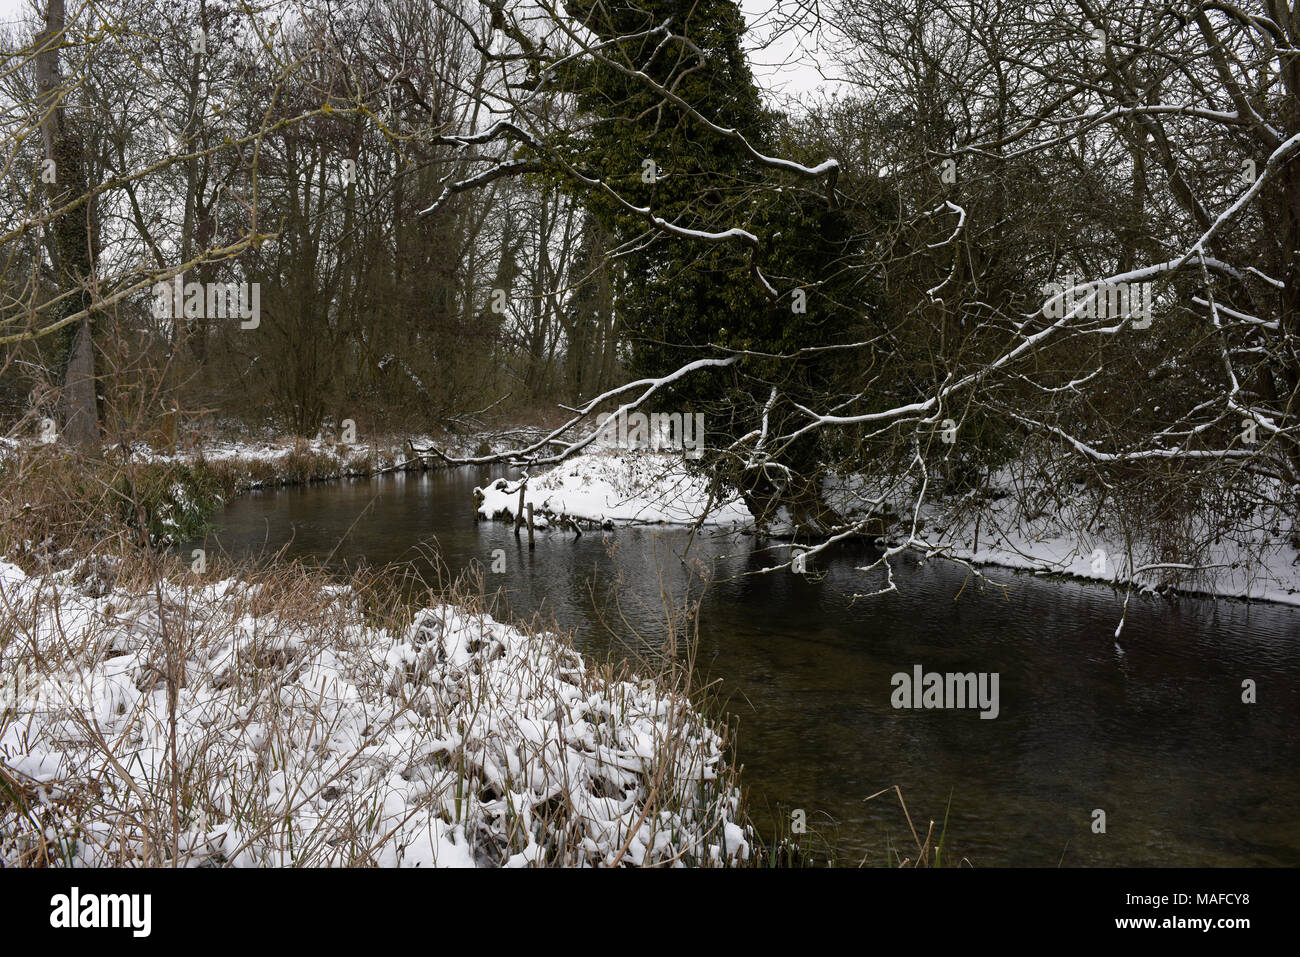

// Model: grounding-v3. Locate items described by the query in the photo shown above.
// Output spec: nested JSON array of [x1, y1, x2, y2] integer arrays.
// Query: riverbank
[[472, 446, 1300, 607], [129, 427, 545, 494], [0, 553, 749, 867], [917, 487, 1300, 608], [475, 447, 750, 528], [14, 421, 1296, 607], [0, 426, 549, 556]]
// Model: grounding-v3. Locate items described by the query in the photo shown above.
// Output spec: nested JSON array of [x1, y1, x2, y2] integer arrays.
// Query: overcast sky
[[0, 0, 842, 97], [740, 0, 846, 100]]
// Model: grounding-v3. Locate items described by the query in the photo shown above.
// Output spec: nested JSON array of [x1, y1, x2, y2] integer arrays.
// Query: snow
[[821, 467, 1300, 606], [476, 449, 752, 528], [480, 446, 1300, 606], [0, 559, 748, 867], [921, 484, 1300, 606], [0, 425, 538, 473], [110, 433, 445, 468]]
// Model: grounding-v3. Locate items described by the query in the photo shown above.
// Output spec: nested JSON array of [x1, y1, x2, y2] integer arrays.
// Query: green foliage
[[116, 463, 222, 544], [553, 2, 881, 476], [554, 0, 775, 366]]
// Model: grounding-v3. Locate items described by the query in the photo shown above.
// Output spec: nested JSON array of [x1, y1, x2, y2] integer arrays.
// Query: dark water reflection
[[189, 467, 1300, 866]]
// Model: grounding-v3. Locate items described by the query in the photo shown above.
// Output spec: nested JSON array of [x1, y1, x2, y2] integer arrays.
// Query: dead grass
[[0, 433, 756, 867], [1, 540, 750, 866]]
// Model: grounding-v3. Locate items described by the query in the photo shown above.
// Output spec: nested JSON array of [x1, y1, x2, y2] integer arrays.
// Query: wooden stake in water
[[515, 483, 525, 538], [527, 503, 535, 550]]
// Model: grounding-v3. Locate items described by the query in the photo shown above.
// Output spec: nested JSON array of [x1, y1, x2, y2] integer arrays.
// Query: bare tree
[[33, 0, 97, 445]]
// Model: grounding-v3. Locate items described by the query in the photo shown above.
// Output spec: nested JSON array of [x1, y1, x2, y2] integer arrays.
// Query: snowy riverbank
[[476, 448, 751, 527], [0, 558, 748, 867], [2, 421, 547, 487], [918, 484, 1300, 607], [476, 448, 1300, 607], [119, 428, 537, 485]]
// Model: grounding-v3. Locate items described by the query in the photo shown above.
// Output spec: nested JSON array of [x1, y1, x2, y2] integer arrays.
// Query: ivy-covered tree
[[557, 0, 874, 530]]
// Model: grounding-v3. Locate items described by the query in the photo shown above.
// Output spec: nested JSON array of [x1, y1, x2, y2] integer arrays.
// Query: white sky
[[0, 0, 840, 95], [740, 0, 846, 102], [0, 0, 26, 26]]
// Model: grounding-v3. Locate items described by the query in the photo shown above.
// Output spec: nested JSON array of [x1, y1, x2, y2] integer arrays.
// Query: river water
[[189, 467, 1300, 866]]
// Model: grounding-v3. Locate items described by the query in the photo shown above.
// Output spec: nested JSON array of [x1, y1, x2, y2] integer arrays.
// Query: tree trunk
[[61, 317, 97, 445], [36, 0, 99, 447]]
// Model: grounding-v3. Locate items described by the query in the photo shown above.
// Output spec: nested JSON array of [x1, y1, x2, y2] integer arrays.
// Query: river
[[188, 466, 1300, 866]]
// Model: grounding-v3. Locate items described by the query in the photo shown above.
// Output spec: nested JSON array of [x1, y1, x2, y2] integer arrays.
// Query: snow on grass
[[512, 448, 1300, 605], [123, 428, 536, 469], [821, 466, 1300, 605], [921, 487, 1300, 606], [0, 425, 540, 479], [476, 449, 752, 528], [118, 435, 412, 468], [0, 559, 748, 867]]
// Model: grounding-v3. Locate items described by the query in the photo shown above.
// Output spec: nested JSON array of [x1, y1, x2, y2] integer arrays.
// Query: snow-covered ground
[[477, 449, 752, 527], [0, 559, 748, 867], [478, 448, 1300, 606], [0, 420, 545, 475], [817, 464, 1300, 605], [114, 429, 527, 470], [919, 485, 1300, 606]]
